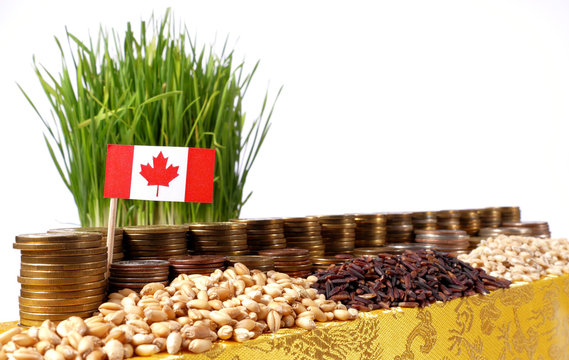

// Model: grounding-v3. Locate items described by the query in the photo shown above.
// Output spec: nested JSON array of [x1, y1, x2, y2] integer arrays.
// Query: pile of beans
[[0, 263, 358, 360], [311, 250, 510, 310], [458, 235, 569, 282]]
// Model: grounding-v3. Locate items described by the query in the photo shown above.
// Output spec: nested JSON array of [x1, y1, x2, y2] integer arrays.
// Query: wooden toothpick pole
[[106, 197, 118, 278]]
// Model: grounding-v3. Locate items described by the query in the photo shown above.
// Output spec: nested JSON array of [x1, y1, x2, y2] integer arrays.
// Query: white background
[[1, 0, 568, 321]]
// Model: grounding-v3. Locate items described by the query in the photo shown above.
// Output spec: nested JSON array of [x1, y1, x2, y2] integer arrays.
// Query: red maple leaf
[[139, 151, 180, 197]]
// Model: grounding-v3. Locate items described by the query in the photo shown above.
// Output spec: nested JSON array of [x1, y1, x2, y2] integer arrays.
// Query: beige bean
[[103, 339, 124, 360], [35, 340, 53, 355], [126, 320, 150, 334], [181, 325, 211, 340], [54, 344, 76, 360], [235, 319, 256, 331], [123, 344, 133, 359], [131, 333, 155, 346], [188, 299, 211, 311], [38, 327, 61, 346], [13, 348, 42, 360], [144, 309, 169, 324], [97, 303, 122, 317], [153, 337, 167, 352], [63, 331, 81, 350], [0, 328, 22, 346], [234, 263, 250, 276], [11, 334, 36, 347], [166, 332, 182, 354], [295, 316, 316, 330], [232, 328, 252, 342], [267, 311, 282, 333], [333, 309, 351, 321], [85, 349, 105, 360], [188, 339, 212, 354], [86, 322, 111, 339], [150, 322, 171, 338], [217, 325, 233, 341], [134, 344, 160, 357], [43, 349, 64, 360], [140, 283, 165, 296], [209, 311, 233, 326], [77, 336, 94, 357]]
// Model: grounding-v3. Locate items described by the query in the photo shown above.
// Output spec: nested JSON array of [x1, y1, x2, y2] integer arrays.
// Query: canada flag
[[104, 144, 215, 203]]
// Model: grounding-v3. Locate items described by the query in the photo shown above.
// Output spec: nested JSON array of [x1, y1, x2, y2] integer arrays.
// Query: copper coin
[[188, 229, 247, 236], [192, 233, 248, 240], [258, 248, 309, 257], [18, 274, 106, 286], [274, 259, 311, 266], [168, 255, 226, 264], [20, 260, 108, 272], [109, 275, 168, 283], [111, 260, 170, 268]]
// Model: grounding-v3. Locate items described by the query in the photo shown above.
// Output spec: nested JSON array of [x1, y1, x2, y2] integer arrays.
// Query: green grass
[[20, 10, 280, 226]]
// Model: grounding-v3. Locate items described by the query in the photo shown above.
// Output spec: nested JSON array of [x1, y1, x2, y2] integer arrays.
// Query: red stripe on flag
[[104, 144, 134, 199], [185, 148, 216, 203]]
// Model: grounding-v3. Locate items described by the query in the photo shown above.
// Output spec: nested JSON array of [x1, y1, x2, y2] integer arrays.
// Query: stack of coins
[[123, 225, 188, 260], [49, 227, 125, 262], [411, 211, 437, 231], [500, 206, 522, 224], [385, 213, 414, 243], [436, 210, 461, 230], [479, 207, 502, 229], [414, 230, 470, 256], [232, 218, 286, 253], [318, 214, 356, 255], [283, 217, 325, 259], [312, 255, 349, 271], [108, 260, 170, 292], [354, 213, 387, 248], [14, 232, 107, 326], [187, 222, 248, 256], [168, 255, 226, 277], [501, 221, 551, 238], [258, 248, 312, 277], [227, 255, 273, 272], [458, 209, 481, 236]]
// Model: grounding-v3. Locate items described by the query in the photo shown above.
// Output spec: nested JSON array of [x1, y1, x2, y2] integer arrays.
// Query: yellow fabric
[[2, 274, 568, 359]]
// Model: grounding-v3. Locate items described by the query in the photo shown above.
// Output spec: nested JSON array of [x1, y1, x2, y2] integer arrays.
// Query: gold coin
[[14, 240, 104, 252], [123, 225, 188, 234], [19, 247, 107, 257], [18, 274, 106, 286], [19, 301, 102, 314], [20, 287, 106, 299], [48, 227, 123, 235], [21, 254, 107, 264], [19, 294, 106, 307], [20, 267, 106, 278], [20, 260, 108, 271], [19, 310, 94, 321], [20, 280, 107, 292], [15, 232, 101, 243]]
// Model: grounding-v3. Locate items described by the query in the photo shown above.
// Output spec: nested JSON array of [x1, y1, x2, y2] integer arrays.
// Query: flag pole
[[106, 197, 118, 278]]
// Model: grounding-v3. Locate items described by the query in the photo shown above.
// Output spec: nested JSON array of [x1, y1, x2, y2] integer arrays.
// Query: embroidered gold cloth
[[2, 274, 568, 359]]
